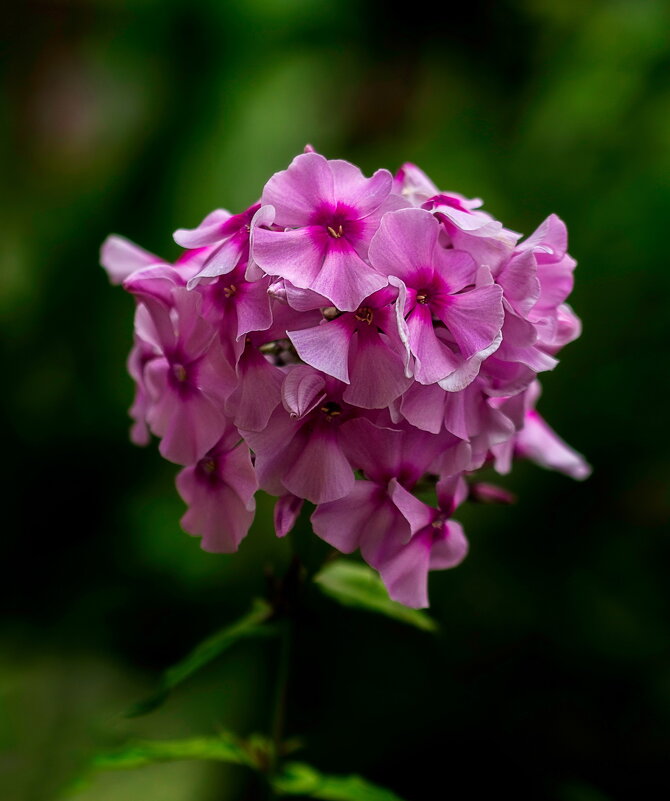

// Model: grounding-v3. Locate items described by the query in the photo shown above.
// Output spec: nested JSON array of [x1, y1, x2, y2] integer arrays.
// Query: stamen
[[223, 284, 237, 298], [322, 306, 341, 321], [201, 457, 217, 475], [172, 363, 187, 382], [320, 401, 342, 418], [355, 306, 374, 325], [416, 291, 429, 304], [327, 224, 344, 239]]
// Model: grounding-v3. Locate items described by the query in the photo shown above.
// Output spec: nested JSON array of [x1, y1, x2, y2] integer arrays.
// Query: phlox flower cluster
[[101, 147, 590, 608]]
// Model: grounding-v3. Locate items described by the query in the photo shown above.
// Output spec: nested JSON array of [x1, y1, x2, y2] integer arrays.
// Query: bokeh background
[[2, 1, 670, 799]]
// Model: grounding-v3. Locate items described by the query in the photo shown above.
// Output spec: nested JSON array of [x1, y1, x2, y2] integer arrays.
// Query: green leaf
[[273, 762, 407, 801], [91, 733, 257, 772], [314, 560, 437, 632], [126, 598, 275, 716]]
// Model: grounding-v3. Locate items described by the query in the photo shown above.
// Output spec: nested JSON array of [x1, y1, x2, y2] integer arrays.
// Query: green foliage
[[90, 734, 258, 771], [314, 560, 437, 632], [274, 762, 407, 800], [76, 736, 406, 801], [126, 599, 275, 716]]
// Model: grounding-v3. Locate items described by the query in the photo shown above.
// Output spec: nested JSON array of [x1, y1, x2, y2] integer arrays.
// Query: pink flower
[[102, 149, 589, 608], [369, 208, 504, 384], [252, 152, 398, 311], [176, 425, 257, 552]]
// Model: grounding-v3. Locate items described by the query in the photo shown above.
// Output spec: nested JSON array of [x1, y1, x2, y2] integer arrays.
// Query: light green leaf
[[91, 734, 257, 772], [126, 598, 275, 716], [273, 762, 407, 801], [314, 560, 437, 632]]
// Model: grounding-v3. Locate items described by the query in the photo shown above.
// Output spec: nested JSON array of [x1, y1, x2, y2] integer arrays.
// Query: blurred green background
[[2, 0, 670, 799]]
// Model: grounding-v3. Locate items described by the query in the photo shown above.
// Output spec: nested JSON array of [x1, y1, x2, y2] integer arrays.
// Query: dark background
[[2, 1, 669, 799]]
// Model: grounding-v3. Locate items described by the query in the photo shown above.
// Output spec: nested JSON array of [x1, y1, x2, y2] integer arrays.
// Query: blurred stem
[[266, 555, 301, 798], [268, 618, 291, 795]]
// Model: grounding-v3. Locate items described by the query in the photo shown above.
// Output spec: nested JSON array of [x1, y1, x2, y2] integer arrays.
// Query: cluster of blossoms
[[101, 147, 589, 608]]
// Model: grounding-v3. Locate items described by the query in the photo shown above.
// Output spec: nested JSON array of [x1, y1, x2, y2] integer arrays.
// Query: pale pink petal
[[429, 521, 469, 569], [388, 478, 434, 538], [343, 329, 412, 408], [311, 481, 387, 553], [226, 347, 283, 432], [281, 365, 327, 419], [310, 244, 388, 312], [283, 426, 354, 504], [516, 411, 592, 480], [400, 382, 446, 434], [100, 235, 162, 284], [288, 317, 356, 384], [437, 284, 504, 360]]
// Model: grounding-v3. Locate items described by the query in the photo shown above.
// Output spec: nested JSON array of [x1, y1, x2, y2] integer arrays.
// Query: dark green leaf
[[126, 598, 275, 716], [314, 560, 437, 632], [273, 762, 407, 801]]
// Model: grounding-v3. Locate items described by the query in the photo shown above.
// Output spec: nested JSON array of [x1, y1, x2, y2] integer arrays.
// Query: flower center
[[416, 290, 430, 304], [327, 224, 344, 239], [354, 306, 374, 325], [201, 457, 216, 475], [320, 401, 342, 419], [172, 363, 188, 382], [223, 284, 237, 298]]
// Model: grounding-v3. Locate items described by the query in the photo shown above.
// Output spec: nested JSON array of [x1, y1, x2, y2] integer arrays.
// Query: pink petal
[[173, 209, 233, 248], [516, 411, 591, 480], [288, 317, 356, 384], [407, 304, 460, 385], [388, 478, 434, 538], [328, 160, 393, 217], [100, 235, 162, 284], [429, 521, 469, 569], [283, 426, 355, 504], [226, 347, 283, 432], [262, 152, 334, 226], [343, 329, 411, 409], [311, 481, 387, 554], [253, 226, 326, 288], [438, 284, 504, 360], [310, 244, 388, 313], [274, 494, 304, 538], [281, 365, 327, 419], [368, 208, 440, 283]]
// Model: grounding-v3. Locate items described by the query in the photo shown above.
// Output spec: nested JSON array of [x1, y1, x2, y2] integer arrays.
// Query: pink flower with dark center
[[124, 272, 236, 465], [369, 208, 504, 384], [252, 152, 399, 311], [176, 425, 257, 553]]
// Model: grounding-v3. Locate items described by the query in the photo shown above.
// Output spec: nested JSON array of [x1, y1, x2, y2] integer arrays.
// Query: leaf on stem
[[91, 733, 258, 771], [273, 761, 408, 801], [314, 560, 437, 632], [126, 598, 276, 716]]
